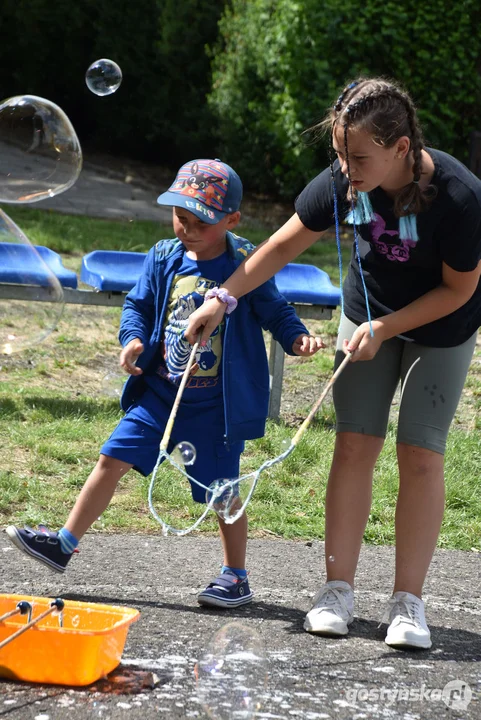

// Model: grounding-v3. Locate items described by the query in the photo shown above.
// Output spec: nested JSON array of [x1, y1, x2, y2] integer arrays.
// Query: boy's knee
[[97, 454, 132, 476]]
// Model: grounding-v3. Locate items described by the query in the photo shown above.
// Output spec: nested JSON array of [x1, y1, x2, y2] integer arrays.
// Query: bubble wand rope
[[149, 352, 353, 532], [218, 351, 353, 524]]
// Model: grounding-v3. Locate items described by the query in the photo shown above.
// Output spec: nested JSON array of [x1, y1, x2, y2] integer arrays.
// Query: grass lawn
[[1, 206, 480, 551]]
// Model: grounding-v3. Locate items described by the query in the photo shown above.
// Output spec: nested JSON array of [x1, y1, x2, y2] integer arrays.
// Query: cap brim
[[156, 191, 224, 225]]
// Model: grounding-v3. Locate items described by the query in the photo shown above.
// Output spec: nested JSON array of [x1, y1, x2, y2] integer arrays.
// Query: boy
[[6, 159, 323, 609]]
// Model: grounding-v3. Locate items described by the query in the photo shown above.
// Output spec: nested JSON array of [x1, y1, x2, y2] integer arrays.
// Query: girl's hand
[[120, 338, 144, 375], [343, 321, 386, 362], [292, 334, 325, 356], [185, 297, 227, 346]]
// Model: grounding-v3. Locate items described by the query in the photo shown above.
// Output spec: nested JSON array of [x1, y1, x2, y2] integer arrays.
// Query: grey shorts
[[333, 315, 477, 455]]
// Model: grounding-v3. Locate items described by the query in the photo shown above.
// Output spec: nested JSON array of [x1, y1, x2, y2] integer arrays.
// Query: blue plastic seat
[[81, 250, 341, 307], [274, 263, 340, 306], [81, 250, 147, 292], [0, 242, 78, 288]]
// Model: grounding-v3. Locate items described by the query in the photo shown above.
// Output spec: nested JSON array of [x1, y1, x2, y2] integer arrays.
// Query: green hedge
[[0, 0, 225, 163], [0, 1, 479, 197], [208, 0, 481, 197]]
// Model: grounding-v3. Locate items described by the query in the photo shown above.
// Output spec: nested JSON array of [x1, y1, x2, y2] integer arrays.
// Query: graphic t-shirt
[[145, 252, 231, 402], [295, 148, 481, 347]]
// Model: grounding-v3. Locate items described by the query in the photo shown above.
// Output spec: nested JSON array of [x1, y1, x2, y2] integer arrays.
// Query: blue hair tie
[[334, 81, 359, 111]]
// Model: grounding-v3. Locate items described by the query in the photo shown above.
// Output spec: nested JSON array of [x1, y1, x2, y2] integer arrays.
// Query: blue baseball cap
[[157, 159, 243, 224]]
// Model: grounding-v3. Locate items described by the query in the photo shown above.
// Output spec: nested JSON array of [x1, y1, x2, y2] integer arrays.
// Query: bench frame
[[0, 283, 334, 420]]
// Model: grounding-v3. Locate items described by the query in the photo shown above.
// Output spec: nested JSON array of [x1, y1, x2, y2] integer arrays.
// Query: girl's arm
[[185, 213, 324, 343], [347, 260, 481, 360]]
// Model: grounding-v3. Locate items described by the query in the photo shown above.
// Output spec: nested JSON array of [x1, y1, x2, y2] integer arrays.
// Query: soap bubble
[[86, 59, 122, 96], [207, 472, 258, 525], [195, 622, 267, 720], [172, 441, 196, 467], [281, 438, 291, 452], [0, 95, 82, 203], [101, 372, 126, 398], [0, 209, 64, 354]]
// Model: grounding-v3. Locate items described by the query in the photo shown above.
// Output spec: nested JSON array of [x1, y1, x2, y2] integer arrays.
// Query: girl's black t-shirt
[[295, 148, 481, 347]]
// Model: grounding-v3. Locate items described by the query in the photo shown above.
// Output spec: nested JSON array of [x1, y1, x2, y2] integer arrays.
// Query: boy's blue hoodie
[[119, 232, 308, 443]]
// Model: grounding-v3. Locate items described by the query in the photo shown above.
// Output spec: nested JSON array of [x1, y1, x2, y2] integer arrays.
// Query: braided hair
[[318, 77, 435, 217]]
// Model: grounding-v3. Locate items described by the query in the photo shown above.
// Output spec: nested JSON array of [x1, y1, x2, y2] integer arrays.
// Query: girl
[[185, 78, 481, 649]]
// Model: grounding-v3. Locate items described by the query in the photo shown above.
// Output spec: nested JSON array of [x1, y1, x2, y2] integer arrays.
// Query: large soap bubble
[[0, 209, 64, 354], [85, 59, 123, 96], [195, 622, 267, 720], [0, 95, 82, 203]]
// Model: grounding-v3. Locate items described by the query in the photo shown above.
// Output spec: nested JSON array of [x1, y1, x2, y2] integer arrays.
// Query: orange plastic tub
[[0, 594, 140, 686]]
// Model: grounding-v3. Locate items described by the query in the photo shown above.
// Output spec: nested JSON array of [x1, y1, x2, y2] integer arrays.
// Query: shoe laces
[[382, 592, 422, 628], [311, 584, 351, 617]]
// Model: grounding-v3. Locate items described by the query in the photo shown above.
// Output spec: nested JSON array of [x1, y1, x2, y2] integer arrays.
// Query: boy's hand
[[120, 338, 144, 375], [292, 334, 325, 356]]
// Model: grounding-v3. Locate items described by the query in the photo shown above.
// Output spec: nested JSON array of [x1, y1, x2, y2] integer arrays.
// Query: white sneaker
[[304, 580, 354, 636], [384, 591, 432, 649]]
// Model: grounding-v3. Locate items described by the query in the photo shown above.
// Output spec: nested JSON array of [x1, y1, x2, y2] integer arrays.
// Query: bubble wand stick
[[149, 334, 221, 536], [290, 351, 352, 447], [159, 335, 200, 452]]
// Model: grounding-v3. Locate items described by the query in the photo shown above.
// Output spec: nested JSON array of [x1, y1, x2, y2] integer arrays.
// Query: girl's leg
[[394, 333, 477, 597], [325, 432, 384, 586], [326, 317, 403, 586], [394, 444, 444, 596], [64, 455, 132, 540], [305, 323, 404, 635]]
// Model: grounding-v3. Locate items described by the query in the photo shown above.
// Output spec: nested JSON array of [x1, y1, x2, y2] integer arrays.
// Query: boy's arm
[[119, 249, 157, 347]]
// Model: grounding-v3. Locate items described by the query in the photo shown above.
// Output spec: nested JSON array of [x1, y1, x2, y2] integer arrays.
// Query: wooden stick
[[0, 599, 63, 650], [0, 601, 32, 625], [159, 338, 200, 452], [291, 352, 352, 446], [0, 608, 21, 624]]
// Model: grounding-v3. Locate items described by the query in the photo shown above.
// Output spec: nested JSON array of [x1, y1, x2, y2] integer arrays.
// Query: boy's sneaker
[[197, 570, 253, 609], [5, 525, 73, 574], [384, 591, 432, 649], [304, 580, 354, 636]]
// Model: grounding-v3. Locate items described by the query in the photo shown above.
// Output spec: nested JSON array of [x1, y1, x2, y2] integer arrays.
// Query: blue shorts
[[101, 384, 244, 503]]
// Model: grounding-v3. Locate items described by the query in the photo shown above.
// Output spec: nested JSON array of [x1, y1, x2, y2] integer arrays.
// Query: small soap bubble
[[0, 94, 82, 203], [101, 372, 126, 398], [328, 555, 335, 563], [281, 438, 291, 451], [86, 59, 122, 96], [172, 441, 196, 466]]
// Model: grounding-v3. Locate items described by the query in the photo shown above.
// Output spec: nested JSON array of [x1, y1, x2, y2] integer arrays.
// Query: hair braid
[[392, 91, 434, 216]]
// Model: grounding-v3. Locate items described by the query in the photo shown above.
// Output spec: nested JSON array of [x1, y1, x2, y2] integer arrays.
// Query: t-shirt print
[[370, 213, 417, 262], [160, 273, 223, 384]]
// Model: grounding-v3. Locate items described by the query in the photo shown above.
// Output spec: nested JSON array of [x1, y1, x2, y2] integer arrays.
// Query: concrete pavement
[[1, 535, 480, 719]]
